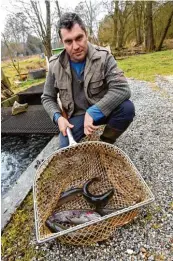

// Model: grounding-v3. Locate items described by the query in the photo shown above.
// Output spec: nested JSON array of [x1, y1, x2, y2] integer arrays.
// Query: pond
[[1, 134, 53, 197]]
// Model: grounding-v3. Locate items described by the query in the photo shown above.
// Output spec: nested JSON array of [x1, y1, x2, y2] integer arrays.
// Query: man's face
[[60, 23, 88, 62]]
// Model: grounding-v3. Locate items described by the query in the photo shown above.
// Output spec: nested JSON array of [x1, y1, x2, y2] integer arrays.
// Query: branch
[[37, 0, 47, 31], [30, 0, 46, 38], [55, 0, 61, 18]]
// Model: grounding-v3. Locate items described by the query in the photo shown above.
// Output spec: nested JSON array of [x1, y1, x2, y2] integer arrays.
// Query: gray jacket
[[41, 42, 131, 121]]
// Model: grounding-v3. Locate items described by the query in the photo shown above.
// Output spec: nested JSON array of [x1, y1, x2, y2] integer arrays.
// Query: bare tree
[[75, 0, 100, 39], [99, 0, 173, 52], [14, 0, 52, 58], [144, 1, 155, 51], [101, 1, 134, 50], [52, 0, 62, 47], [84, 0, 94, 35], [3, 12, 29, 51], [116, 1, 134, 49]]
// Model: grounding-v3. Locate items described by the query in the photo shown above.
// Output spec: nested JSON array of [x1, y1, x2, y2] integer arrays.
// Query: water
[[1, 134, 53, 197]]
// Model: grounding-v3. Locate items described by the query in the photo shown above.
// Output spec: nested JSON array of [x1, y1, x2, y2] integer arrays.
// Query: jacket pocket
[[89, 73, 105, 95], [58, 81, 69, 101]]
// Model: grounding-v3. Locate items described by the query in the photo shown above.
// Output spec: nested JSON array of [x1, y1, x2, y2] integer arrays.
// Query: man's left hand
[[84, 112, 99, 135]]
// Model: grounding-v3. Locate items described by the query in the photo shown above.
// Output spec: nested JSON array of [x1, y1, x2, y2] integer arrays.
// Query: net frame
[[33, 141, 154, 245]]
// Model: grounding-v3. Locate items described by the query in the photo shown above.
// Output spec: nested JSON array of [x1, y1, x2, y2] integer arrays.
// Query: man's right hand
[[57, 116, 74, 136]]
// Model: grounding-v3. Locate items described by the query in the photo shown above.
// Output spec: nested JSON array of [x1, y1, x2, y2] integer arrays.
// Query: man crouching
[[41, 12, 135, 148]]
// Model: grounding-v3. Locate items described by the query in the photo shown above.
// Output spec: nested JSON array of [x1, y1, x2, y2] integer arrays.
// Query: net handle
[[61, 108, 77, 146]]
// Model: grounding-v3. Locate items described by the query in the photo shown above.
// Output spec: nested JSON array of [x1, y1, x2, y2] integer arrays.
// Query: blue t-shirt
[[70, 60, 86, 80]]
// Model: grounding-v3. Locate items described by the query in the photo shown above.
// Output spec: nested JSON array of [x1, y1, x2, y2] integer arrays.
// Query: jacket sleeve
[[41, 63, 61, 122], [95, 53, 131, 117], [87, 104, 105, 121]]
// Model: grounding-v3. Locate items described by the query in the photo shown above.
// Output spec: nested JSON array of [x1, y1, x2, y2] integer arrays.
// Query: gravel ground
[[155, 75, 173, 97], [28, 78, 173, 261]]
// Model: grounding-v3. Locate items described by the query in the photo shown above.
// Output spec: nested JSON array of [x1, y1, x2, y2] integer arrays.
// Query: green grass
[[1, 55, 46, 94], [118, 50, 173, 82]]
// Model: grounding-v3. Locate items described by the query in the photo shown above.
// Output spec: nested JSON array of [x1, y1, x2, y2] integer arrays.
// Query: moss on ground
[[1, 192, 44, 261], [118, 50, 173, 82]]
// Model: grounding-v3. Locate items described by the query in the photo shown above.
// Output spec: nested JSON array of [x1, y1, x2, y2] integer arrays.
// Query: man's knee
[[120, 100, 135, 121], [107, 100, 135, 131]]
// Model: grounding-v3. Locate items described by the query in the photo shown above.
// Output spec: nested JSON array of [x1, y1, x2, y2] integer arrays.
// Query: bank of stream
[[1, 134, 53, 197]]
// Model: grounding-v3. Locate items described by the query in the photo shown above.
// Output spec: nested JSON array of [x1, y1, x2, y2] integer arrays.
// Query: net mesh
[[34, 138, 153, 246]]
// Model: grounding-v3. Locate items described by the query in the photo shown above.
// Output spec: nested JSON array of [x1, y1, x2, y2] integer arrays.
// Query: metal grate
[[1, 105, 59, 135]]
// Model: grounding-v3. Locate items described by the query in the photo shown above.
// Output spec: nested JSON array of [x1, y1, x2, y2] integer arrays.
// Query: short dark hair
[[58, 12, 87, 39]]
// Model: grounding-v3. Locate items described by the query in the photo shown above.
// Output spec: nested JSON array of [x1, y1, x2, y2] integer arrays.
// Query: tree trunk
[[112, 0, 119, 48], [156, 8, 173, 51], [134, 1, 143, 46], [116, 1, 133, 49], [117, 23, 124, 49], [117, 9, 124, 49], [144, 1, 155, 52], [45, 0, 52, 58], [133, 5, 138, 45], [55, 0, 61, 18], [142, 1, 146, 47]]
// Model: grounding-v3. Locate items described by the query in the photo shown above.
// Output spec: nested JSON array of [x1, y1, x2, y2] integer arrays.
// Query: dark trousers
[[59, 100, 135, 148]]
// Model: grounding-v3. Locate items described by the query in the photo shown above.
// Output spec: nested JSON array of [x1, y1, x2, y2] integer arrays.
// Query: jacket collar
[[59, 50, 69, 69], [87, 42, 101, 61]]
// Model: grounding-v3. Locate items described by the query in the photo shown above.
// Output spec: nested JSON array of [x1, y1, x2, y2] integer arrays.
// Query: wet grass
[[118, 50, 173, 82]]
